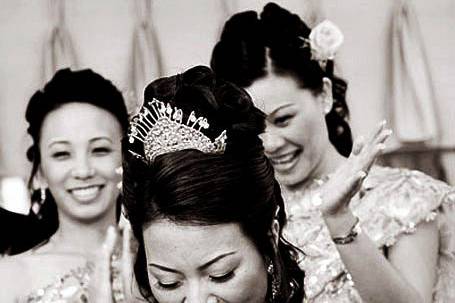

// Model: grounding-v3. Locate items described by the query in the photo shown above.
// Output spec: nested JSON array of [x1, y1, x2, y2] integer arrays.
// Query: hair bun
[[143, 66, 265, 154], [220, 11, 261, 42], [261, 2, 311, 48]]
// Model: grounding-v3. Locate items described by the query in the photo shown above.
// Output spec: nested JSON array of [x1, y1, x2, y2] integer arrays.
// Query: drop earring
[[31, 188, 47, 219], [267, 258, 281, 302]]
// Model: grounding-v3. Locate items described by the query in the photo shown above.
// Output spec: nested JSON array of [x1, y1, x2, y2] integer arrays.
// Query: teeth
[[273, 152, 296, 165], [71, 186, 100, 202]]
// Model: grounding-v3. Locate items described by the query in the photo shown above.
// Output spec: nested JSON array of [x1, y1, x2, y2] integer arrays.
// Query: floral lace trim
[[354, 166, 455, 247]]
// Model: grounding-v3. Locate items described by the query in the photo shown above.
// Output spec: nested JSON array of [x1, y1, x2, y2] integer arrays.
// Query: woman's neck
[[48, 211, 117, 256]]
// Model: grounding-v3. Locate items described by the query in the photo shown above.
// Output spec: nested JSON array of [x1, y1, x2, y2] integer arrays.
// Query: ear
[[321, 77, 334, 114]]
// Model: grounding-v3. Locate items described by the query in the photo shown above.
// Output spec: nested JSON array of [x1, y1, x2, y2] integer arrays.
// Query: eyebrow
[[47, 136, 113, 148], [148, 251, 237, 274], [268, 103, 294, 117], [89, 136, 113, 144]]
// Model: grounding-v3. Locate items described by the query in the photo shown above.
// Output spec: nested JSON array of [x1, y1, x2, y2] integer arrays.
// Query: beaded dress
[[283, 166, 455, 302], [20, 251, 125, 303]]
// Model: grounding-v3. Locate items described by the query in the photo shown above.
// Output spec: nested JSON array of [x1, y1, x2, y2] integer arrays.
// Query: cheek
[[227, 267, 267, 302], [40, 161, 70, 186], [93, 156, 121, 180]]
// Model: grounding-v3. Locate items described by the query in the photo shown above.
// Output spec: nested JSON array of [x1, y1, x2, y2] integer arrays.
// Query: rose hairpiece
[[299, 20, 344, 69], [127, 98, 227, 163]]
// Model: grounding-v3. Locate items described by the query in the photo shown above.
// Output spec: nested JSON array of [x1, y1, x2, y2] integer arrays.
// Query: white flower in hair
[[308, 20, 344, 63]]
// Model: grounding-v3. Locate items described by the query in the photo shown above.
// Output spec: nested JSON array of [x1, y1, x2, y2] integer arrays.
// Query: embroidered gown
[[19, 250, 125, 302], [283, 166, 455, 302]]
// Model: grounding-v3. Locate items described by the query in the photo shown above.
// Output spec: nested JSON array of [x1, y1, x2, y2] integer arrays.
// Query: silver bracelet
[[332, 216, 362, 245]]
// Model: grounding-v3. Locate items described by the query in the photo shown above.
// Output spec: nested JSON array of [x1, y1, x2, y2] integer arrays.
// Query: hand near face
[[89, 224, 140, 302], [317, 121, 392, 217]]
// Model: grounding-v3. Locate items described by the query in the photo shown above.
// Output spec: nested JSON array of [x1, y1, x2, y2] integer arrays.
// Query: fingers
[[371, 121, 392, 146], [353, 121, 392, 169], [122, 223, 133, 280], [102, 225, 118, 257], [370, 120, 387, 143], [351, 135, 365, 155], [88, 226, 117, 303]]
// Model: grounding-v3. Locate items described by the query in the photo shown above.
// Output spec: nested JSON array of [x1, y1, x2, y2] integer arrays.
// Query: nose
[[184, 283, 220, 303], [261, 129, 285, 155], [71, 155, 95, 179]]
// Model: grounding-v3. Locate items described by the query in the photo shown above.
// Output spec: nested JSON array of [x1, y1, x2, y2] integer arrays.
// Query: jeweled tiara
[[127, 98, 227, 163]]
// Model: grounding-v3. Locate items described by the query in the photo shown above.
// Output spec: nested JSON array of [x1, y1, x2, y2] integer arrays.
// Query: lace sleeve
[[352, 166, 455, 247]]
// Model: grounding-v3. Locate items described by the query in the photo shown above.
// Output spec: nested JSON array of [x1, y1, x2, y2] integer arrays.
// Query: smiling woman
[[211, 3, 455, 302], [0, 68, 130, 302]]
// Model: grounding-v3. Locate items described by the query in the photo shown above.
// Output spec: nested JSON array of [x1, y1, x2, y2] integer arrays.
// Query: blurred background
[[1, 0, 455, 208]]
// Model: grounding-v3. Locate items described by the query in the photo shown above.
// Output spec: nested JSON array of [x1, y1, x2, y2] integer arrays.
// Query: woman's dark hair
[[21, 68, 128, 252], [123, 65, 304, 302], [211, 2, 352, 156]]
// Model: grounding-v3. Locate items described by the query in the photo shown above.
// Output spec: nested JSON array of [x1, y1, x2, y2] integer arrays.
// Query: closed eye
[[156, 281, 181, 291], [209, 270, 235, 283], [273, 114, 293, 126]]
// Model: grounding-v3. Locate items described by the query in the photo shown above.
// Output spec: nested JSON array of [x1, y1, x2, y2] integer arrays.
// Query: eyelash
[[156, 281, 181, 291], [274, 115, 293, 126], [209, 270, 235, 283], [155, 270, 235, 291]]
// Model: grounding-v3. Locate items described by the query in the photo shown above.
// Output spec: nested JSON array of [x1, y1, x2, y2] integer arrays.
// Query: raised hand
[[317, 120, 392, 217], [89, 226, 117, 303], [89, 223, 141, 303]]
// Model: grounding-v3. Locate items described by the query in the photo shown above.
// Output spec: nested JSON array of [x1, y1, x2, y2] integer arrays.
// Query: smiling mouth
[[269, 150, 302, 172], [68, 185, 104, 202]]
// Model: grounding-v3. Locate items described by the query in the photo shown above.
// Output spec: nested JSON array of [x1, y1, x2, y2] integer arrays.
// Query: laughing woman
[[211, 3, 455, 303], [0, 69, 130, 302]]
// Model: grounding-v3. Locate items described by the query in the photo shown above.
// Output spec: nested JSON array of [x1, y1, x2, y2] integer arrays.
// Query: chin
[[277, 167, 311, 189], [69, 203, 116, 223]]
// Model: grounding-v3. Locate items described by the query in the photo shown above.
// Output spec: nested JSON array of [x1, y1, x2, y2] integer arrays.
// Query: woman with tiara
[[91, 65, 387, 302], [0, 69, 131, 302], [211, 3, 455, 302]]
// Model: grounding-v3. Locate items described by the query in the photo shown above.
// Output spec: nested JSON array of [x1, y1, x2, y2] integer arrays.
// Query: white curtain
[[388, 0, 440, 144]]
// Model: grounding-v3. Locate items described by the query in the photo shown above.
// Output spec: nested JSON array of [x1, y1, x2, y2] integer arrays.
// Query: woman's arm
[[324, 210, 438, 303]]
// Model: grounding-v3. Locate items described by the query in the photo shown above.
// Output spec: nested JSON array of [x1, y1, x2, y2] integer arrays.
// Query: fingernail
[[378, 143, 386, 150]]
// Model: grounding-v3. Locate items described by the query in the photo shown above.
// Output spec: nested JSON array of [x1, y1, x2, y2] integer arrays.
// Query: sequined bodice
[[23, 253, 125, 303], [283, 166, 455, 303], [25, 262, 93, 303]]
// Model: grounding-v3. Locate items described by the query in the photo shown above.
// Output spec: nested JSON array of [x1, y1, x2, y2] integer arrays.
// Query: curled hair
[[122, 66, 304, 302], [211, 2, 352, 156], [21, 68, 128, 252]]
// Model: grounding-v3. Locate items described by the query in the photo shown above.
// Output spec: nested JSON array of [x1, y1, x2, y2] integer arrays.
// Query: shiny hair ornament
[[127, 98, 227, 163]]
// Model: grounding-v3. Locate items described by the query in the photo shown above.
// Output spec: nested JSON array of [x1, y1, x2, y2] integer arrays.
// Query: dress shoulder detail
[[353, 166, 455, 247]]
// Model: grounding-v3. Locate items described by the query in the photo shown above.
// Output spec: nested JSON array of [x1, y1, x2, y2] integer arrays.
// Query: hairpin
[[127, 98, 227, 163]]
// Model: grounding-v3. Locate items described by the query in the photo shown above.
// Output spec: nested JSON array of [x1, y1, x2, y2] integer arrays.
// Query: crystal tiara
[[127, 98, 227, 163]]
